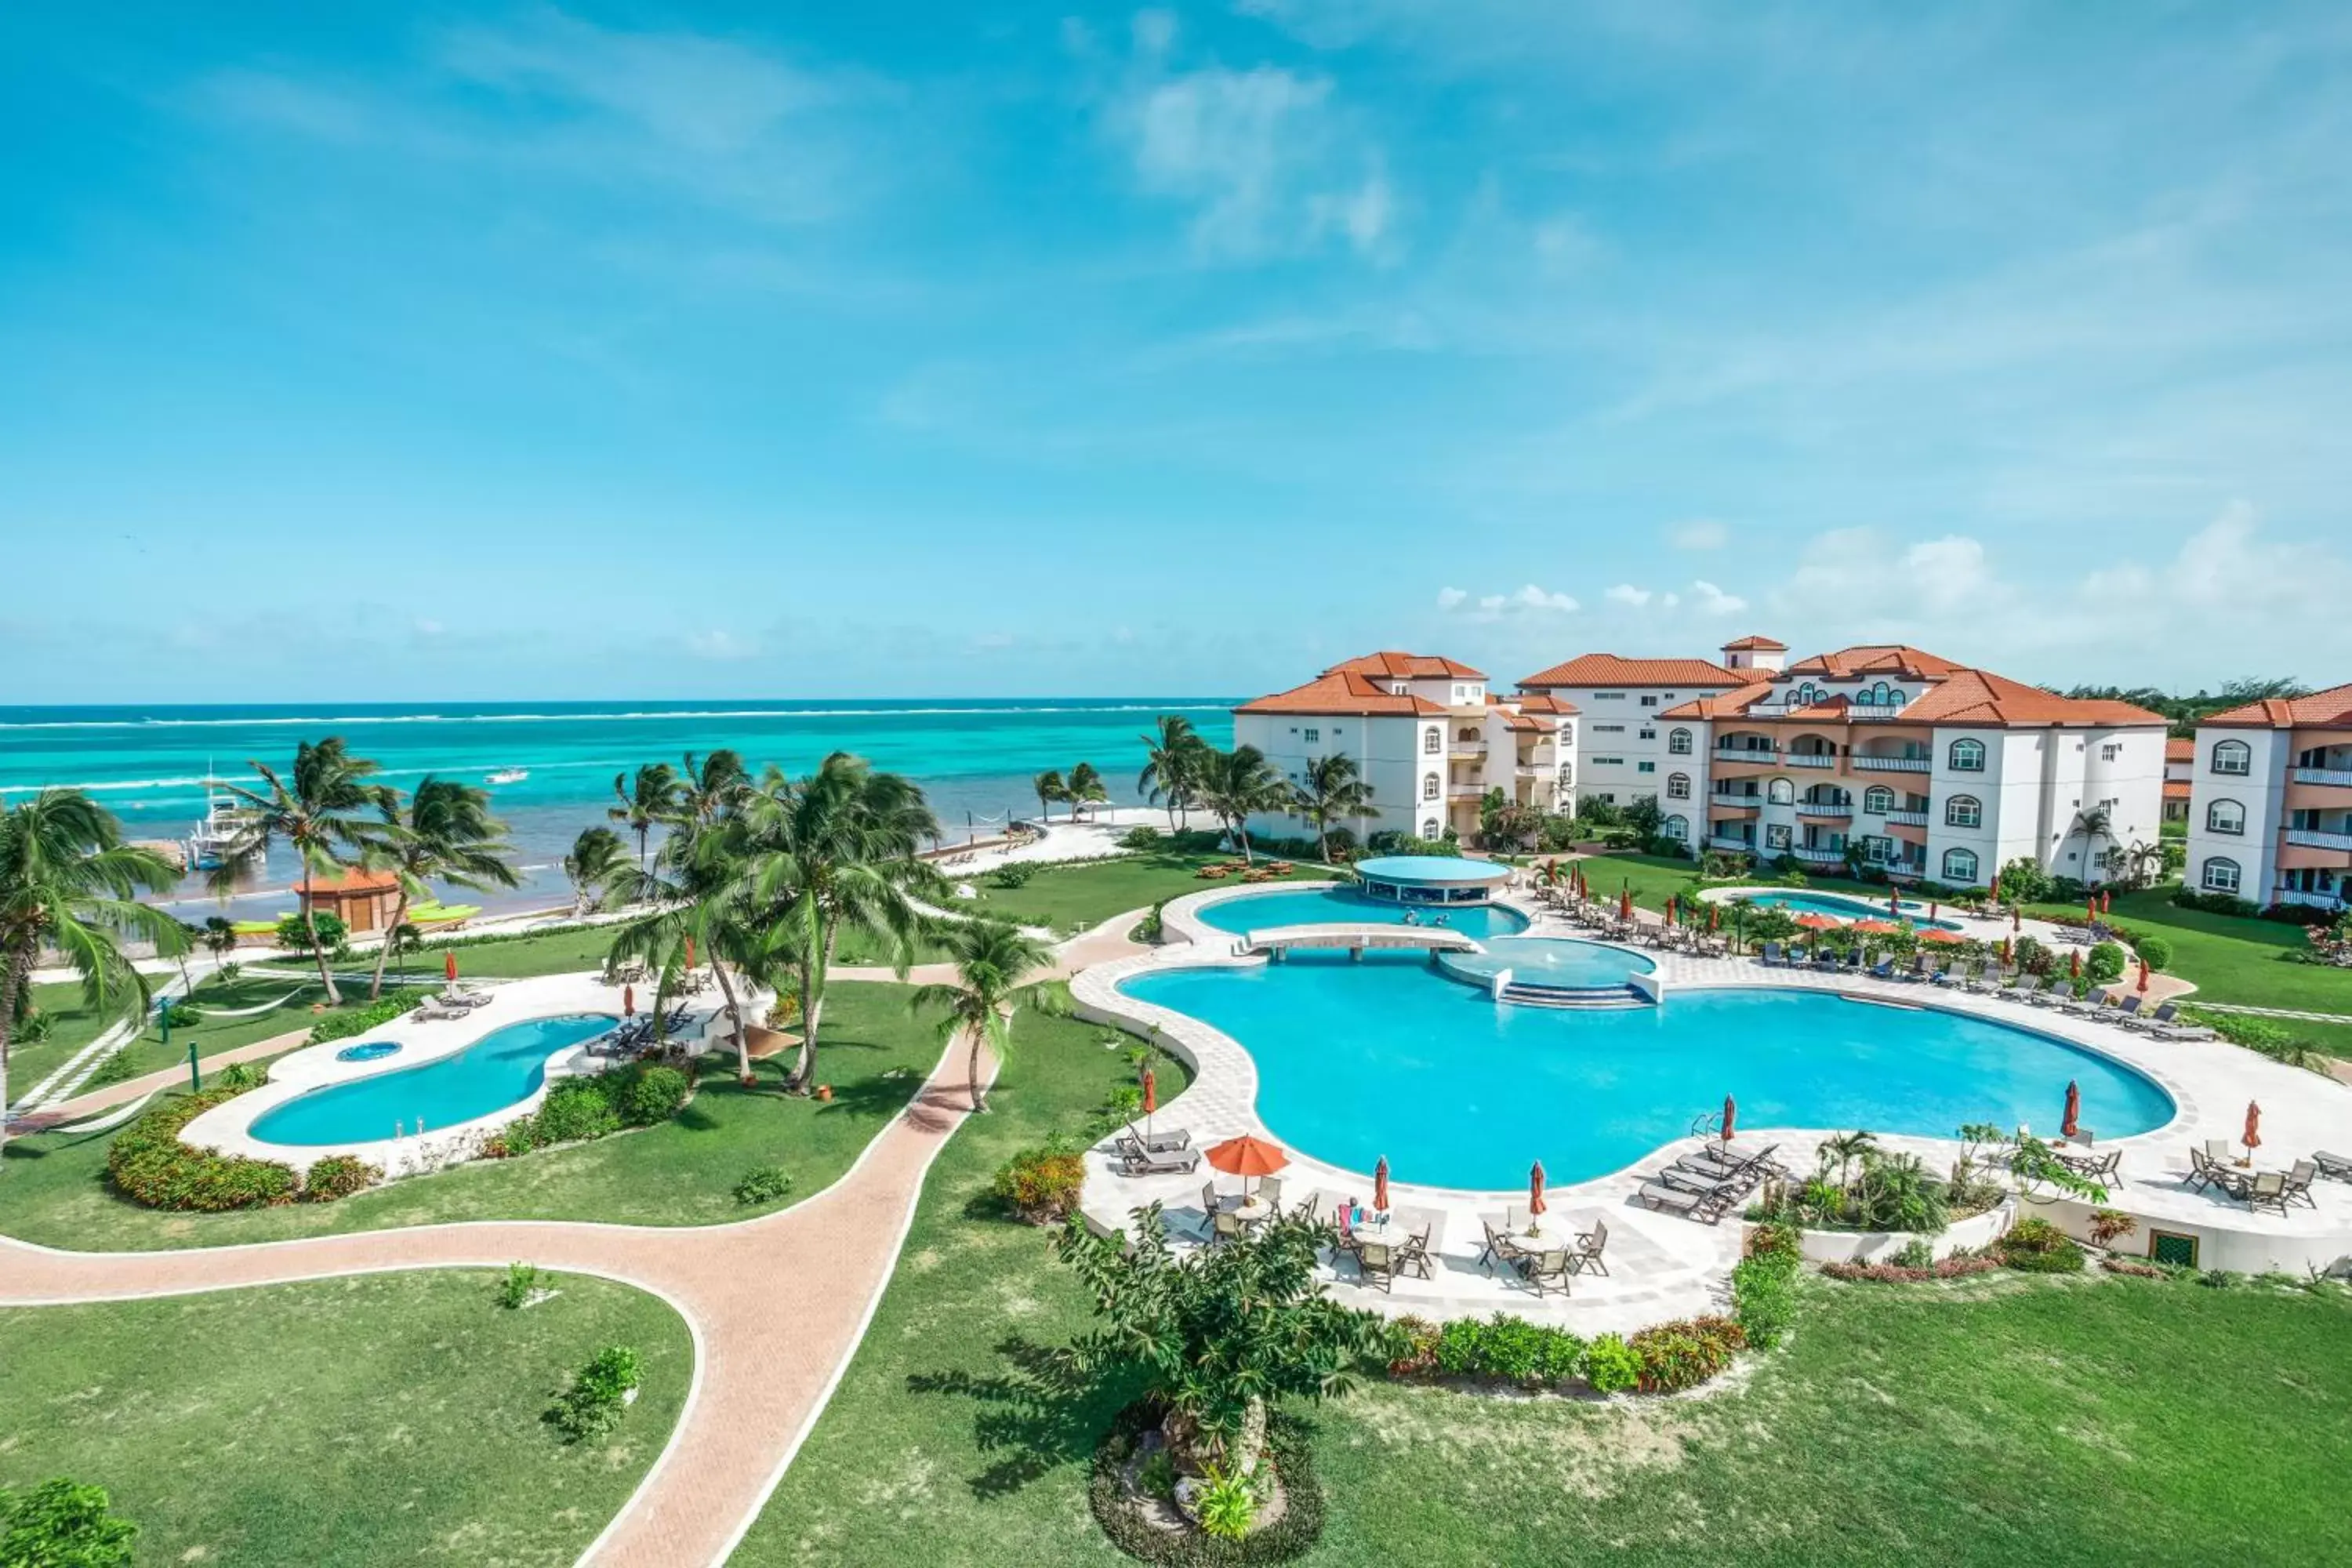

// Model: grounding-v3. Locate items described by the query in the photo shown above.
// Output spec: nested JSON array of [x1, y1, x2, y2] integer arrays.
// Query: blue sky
[[5, 2, 2350, 703]]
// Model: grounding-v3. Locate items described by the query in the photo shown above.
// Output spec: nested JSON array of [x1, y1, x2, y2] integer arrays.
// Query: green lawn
[[942, 851, 1334, 937], [1576, 851, 1896, 913], [0, 1269, 690, 1567], [0, 981, 938, 1250], [9, 972, 329, 1102]]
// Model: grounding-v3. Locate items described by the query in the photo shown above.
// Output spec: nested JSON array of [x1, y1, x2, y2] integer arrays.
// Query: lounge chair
[[2313, 1150, 2352, 1181], [1636, 1180, 1726, 1224], [1119, 1123, 1190, 1156], [2143, 1004, 2216, 1041], [1661, 1164, 1744, 1200], [1515, 1247, 1573, 1298], [1811, 949, 1841, 973], [1717, 1141, 1788, 1178], [2025, 978, 2074, 1008], [2051, 988, 2107, 1018], [1906, 954, 1936, 982], [1867, 953, 1895, 981], [1677, 1151, 1759, 1191], [1570, 1218, 1610, 1276], [414, 996, 465, 1021], [2248, 1171, 2288, 1215], [1356, 1240, 1396, 1292], [1119, 1143, 1200, 1176]]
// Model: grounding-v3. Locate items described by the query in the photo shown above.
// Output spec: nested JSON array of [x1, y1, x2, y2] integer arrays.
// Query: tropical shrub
[[1998, 1216, 2086, 1274], [1118, 825, 1163, 850], [993, 1141, 1086, 1222], [2187, 1010, 2330, 1072], [1091, 1406, 1327, 1563], [1888, 1237, 1935, 1269], [0, 1478, 138, 1566], [1192, 1466, 1256, 1541], [733, 1165, 794, 1205], [1823, 1253, 2003, 1283], [2133, 934, 2172, 971], [2087, 1209, 2140, 1249], [1629, 1316, 1745, 1393], [107, 1087, 298, 1211], [1994, 858, 2051, 905], [2012, 935, 2054, 977], [532, 1077, 623, 1145], [496, 1261, 543, 1308], [274, 909, 349, 952], [1730, 1236, 1800, 1351], [2172, 887, 2259, 918], [545, 1345, 642, 1443], [215, 1061, 264, 1091], [299, 1153, 380, 1202], [1581, 1333, 1641, 1394], [1382, 1316, 1442, 1377], [989, 862, 1036, 888], [612, 1063, 689, 1126], [307, 986, 430, 1045], [2085, 941, 2127, 983], [160, 999, 203, 1029]]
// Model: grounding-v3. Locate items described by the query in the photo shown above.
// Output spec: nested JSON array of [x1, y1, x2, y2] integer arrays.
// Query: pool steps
[[1497, 980, 1654, 1010]]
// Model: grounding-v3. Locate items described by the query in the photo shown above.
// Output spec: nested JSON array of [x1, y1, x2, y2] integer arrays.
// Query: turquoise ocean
[[0, 700, 1236, 921]]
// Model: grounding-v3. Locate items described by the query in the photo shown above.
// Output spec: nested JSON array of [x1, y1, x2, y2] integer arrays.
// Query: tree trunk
[[367, 888, 412, 1000], [302, 869, 341, 1006], [1236, 817, 1254, 866], [1161, 1397, 1266, 1479], [1316, 823, 1330, 864], [709, 959, 750, 1081], [0, 949, 26, 1170], [786, 908, 831, 1094], [967, 1022, 987, 1114]]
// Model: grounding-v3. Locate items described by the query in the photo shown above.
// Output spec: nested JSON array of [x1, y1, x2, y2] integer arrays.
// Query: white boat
[[183, 783, 252, 871], [486, 768, 529, 786]]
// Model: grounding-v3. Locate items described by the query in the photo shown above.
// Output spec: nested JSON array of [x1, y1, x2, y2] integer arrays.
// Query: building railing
[[1713, 748, 1780, 764], [1785, 753, 1838, 769], [1710, 791, 1764, 806], [1882, 808, 1930, 826], [1852, 756, 1932, 773], [2284, 828, 2352, 852], [1705, 833, 1756, 852], [2290, 767, 2352, 788], [1796, 802, 1853, 818]]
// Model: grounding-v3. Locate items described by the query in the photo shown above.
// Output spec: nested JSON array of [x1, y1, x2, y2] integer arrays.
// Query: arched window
[[1871, 681, 1893, 706], [1421, 774, 1439, 800], [1863, 785, 1895, 815], [1666, 772, 1691, 800], [1420, 817, 1440, 840], [1766, 777, 1795, 804], [2210, 739, 2251, 776], [1668, 728, 1692, 755], [1942, 848, 1979, 883], [1945, 795, 1982, 829], [1888, 688, 1907, 706], [1457, 726, 1479, 742], [1662, 814, 1689, 841], [2206, 798, 2245, 835], [2201, 856, 2241, 894], [1423, 728, 1441, 754], [1948, 738, 1986, 772]]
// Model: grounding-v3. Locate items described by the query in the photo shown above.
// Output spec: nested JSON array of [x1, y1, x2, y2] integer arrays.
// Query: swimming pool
[[1117, 960, 2170, 1189], [1731, 891, 1963, 931], [1194, 885, 1530, 941], [250, 1013, 618, 1147]]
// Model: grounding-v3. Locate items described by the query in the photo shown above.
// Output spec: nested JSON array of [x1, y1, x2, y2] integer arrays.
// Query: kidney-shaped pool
[[1117, 956, 2172, 1189], [250, 1013, 618, 1147]]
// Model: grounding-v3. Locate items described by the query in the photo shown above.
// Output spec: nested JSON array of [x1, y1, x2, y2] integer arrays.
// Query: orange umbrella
[[1664, 895, 1677, 926], [2242, 1102, 2262, 1154], [1373, 1155, 1390, 1213], [684, 935, 696, 969], [1529, 1160, 1548, 1223], [1721, 1094, 1737, 1144], [1795, 913, 1839, 931], [2070, 949, 2082, 978], [1919, 928, 1963, 945], [1999, 936, 2013, 964], [1708, 903, 1720, 932], [1991, 872, 2003, 902], [622, 984, 635, 1018], [2137, 957, 2151, 993], [1620, 887, 1634, 921], [2062, 1080, 2081, 1139], [2101, 890, 2112, 915], [1206, 1134, 1290, 1196], [445, 949, 458, 983], [2086, 898, 2097, 924], [1853, 918, 1900, 935], [1142, 1066, 1157, 1138]]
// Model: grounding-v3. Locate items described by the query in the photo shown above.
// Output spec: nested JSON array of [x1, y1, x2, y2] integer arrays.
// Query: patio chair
[[2284, 1160, 2318, 1209], [1356, 1240, 1396, 1292], [1118, 1123, 1190, 1156], [1867, 953, 1895, 981], [1477, 1216, 1526, 1272], [1570, 1218, 1610, 1276], [1396, 1229, 1435, 1280], [1201, 1180, 1221, 1216], [2248, 1171, 2289, 1215], [1759, 942, 1785, 968], [2313, 1150, 2352, 1181], [1119, 1144, 1200, 1177], [2204, 1139, 2234, 1164], [1255, 1176, 1285, 1212], [2184, 1148, 2218, 1194], [1211, 1209, 1246, 1244], [1516, 1247, 1573, 1298]]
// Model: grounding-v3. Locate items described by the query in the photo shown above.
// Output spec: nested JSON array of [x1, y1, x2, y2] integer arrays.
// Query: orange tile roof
[[2162, 779, 2192, 800], [1328, 651, 1487, 681], [1719, 634, 1788, 651], [1500, 710, 1558, 733], [2201, 681, 2352, 728], [1519, 652, 1744, 689], [2165, 737, 2195, 761], [1896, 669, 2166, 728], [1659, 681, 1778, 720], [1236, 670, 1448, 717], [1781, 644, 1970, 681], [299, 868, 402, 895], [1511, 692, 1581, 716]]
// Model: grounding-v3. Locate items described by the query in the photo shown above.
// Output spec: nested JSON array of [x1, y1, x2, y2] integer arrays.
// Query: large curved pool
[[250, 1013, 618, 1147], [1194, 885, 1529, 941], [1117, 958, 2171, 1189], [1730, 891, 1962, 931]]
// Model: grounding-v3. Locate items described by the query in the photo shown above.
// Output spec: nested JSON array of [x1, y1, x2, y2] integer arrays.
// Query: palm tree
[[602, 823, 765, 1080], [610, 762, 682, 872], [564, 826, 626, 918], [1817, 1129, 1879, 1190], [2071, 805, 2116, 887], [200, 916, 239, 970], [365, 778, 521, 999], [384, 921, 423, 982], [1064, 761, 1109, 822], [717, 753, 944, 1094], [209, 738, 395, 1006], [674, 750, 750, 826], [1292, 753, 1377, 862], [1195, 745, 1287, 866], [1033, 769, 1065, 825], [2, 790, 187, 1166], [1137, 715, 1207, 829], [909, 917, 1060, 1112]]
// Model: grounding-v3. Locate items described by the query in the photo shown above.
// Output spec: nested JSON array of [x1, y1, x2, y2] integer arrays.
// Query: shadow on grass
[[907, 1334, 1131, 1498]]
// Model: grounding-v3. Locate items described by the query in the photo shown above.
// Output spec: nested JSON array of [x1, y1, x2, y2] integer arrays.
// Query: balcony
[[2292, 767, 2352, 787], [1706, 833, 1757, 852], [1796, 802, 1853, 819], [1446, 782, 1484, 800], [2285, 828, 2352, 853], [1785, 753, 1838, 769], [1853, 756, 1931, 773], [1711, 788, 1764, 804], [1712, 748, 1780, 768], [1882, 808, 1930, 827], [1447, 746, 1485, 763], [1793, 844, 1847, 864]]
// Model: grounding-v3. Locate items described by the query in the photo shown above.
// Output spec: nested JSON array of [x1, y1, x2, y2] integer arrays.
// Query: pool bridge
[[1240, 924, 1483, 960]]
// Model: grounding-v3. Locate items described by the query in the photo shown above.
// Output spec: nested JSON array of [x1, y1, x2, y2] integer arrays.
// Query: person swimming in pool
[[1401, 909, 1420, 926], [1432, 912, 1450, 928]]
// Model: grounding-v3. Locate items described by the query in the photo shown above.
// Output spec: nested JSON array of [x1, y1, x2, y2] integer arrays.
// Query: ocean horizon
[[0, 698, 1239, 920]]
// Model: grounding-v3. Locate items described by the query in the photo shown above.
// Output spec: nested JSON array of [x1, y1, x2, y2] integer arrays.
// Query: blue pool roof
[[1354, 855, 1511, 884]]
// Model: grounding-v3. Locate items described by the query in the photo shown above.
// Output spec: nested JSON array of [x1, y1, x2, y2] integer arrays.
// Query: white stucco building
[[2184, 682, 2352, 912], [1231, 652, 1573, 844], [1512, 640, 1769, 810]]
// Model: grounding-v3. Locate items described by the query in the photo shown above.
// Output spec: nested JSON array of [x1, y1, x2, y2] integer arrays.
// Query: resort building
[[1231, 652, 1573, 843], [2184, 682, 2352, 912], [1513, 641, 1767, 809], [2163, 737, 2194, 822], [1650, 645, 2167, 887]]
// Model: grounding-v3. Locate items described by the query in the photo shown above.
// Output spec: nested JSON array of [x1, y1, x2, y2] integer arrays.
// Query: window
[[2211, 739, 2251, 776], [1765, 824, 1792, 849], [1667, 772, 1691, 800], [1942, 847, 1980, 883], [1592, 724, 1625, 734], [1668, 728, 1692, 755], [1662, 814, 1689, 840], [1767, 777, 1795, 804], [1638, 728, 1656, 741], [1423, 728, 1440, 754], [1945, 795, 1982, 829], [1637, 760, 1656, 774], [1421, 775, 1439, 800], [1640, 695, 1659, 708], [2100, 742, 2120, 762], [2206, 799, 2245, 836], [1591, 756, 1625, 766], [1421, 818, 1440, 840], [1863, 785, 1895, 815], [2201, 856, 2241, 894], [1948, 738, 1986, 772], [1594, 691, 1625, 701], [1302, 728, 1319, 743]]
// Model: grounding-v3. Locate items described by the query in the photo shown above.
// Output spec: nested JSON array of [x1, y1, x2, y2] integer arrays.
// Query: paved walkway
[[0, 1035, 993, 1568]]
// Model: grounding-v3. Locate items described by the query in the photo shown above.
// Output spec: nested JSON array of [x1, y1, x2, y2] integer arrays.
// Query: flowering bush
[[299, 1154, 381, 1202], [1822, 1252, 2003, 1283], [107, 1086, 298, 1211], [1629, 1316, 1746, 1393], [991, 1141, 1086, 1223]]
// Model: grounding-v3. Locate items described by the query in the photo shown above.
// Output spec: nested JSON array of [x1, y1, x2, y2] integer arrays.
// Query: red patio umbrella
[[1142, 1066, 1157, 1139], [2137, 957, 2151, 993], [684, 935, 696, 969], [2062, 1080, 2081, 1139], [1207, 1134, 1290, 1196], [2101, 890, 2112, 915], [1708, 903, 1720, 932], [1919, 928, 1963, 944], [1721, 1094, 1737, 1144], [2070, 949, 2082, 978], [2242, 1101, 2263, 1155], [1853, 918, 1900, 935], [1991, 872, 2003, 903], [1620, 887, 1635, 921], [2086, 898, 2097, 924], [1528, 1160, 1548, 1226], [1373, 1155, 1390, 1213], [1664, 895, 1677, 926], [1999, 936, 2013, 964], [1795, 913, 1840, 931], [445, 949, 458, 983], [622, 984, 635, 1018]]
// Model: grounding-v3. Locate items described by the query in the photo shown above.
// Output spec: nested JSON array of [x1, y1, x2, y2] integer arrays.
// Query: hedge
[[107, 1087, 298, 1210], [1090, 1403, 1323, 1564], [307, 986, 432, 1046]]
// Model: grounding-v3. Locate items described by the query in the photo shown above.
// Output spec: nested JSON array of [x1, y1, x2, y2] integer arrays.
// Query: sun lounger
[[1637, 1180, 1728, 1223], [1118, 1143, 1200, 1176], [1660, 1164, 1744, 1199], [2051, 988, 2107, 1018], [1759, 942, 1784, 967], [2140, 1003, 2215, 1040], [2313, 1150, 2352, 1181], [1119, 1123, 1191, 1156], [1867, 953, 1895, 981]]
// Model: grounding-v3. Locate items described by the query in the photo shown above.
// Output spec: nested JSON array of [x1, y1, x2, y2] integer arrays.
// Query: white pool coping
[[1069, 884, 2352, 1330]]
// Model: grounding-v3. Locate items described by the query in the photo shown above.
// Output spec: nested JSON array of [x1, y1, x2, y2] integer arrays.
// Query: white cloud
[[1131, 9, 1178, 56], [1690, 580, 1747, 615], [683, 628, 759, 660], [1435, 586, 1468, 610], [1440, 582, 1578, 622], [1605, 583, 1652, 607], [1309, 162, 1396, 255], [412, 617, 445, 637], [1514, 583, 1578, 612], [1669, 520, 1729, 551]]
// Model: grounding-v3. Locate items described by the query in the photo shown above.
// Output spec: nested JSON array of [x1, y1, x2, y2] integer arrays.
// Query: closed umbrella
[[2086, 898, 2098, 925], [2070, 949, 2082, 978], [1528, 1160, 1548, 1234], [622, 984, 635, 1018], [2062, 1080, 2081, 1140], [1708, 903, 1720, 932], [684, 935, 696, 969], [2012, 908, 2022, 934], [1999, 936, 2013, 964], [1991, 872, 2003, 904], [1142, 1066, 1157, 1140], [1373, 1155, 1390, 1213], [2137, 957, 2151, 993], [2242, 1102, 2262, 1156], [1721, 1094, 1737, 1144], [445, 949, 458, 983], [2102, 890, 2112, 915], [1929, 902, 1939, 921], [1620, 887, 1634, 921]]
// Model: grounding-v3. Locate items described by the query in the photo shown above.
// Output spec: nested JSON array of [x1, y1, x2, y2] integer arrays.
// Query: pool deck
[[1072, 885, 2352, 1330]]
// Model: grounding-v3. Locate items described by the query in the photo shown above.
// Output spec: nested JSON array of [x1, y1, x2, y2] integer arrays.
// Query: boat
[[486, 768, 529, 786], [183, 781, 253, 872]]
